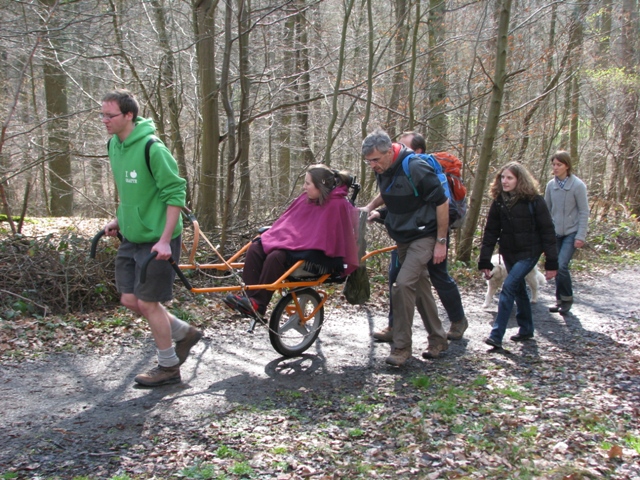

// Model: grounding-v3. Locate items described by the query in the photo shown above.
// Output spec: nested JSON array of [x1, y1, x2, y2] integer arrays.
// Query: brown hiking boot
[[134, 365, 181, 387], [447, 316, 468, 340], [175, 326, 203, 365], [372, 327, 393, 342], [422, 342, 448, 359], [385, 347, 411, 366]]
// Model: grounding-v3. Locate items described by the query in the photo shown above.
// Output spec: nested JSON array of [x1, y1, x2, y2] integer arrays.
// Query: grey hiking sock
[[157, 346, 180, 367], [170, 315, 190, 342]]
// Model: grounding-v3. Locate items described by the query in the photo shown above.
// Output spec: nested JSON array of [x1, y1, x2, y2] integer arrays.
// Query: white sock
[[157, 346, 180, 367], [169, 314, 190, 341]]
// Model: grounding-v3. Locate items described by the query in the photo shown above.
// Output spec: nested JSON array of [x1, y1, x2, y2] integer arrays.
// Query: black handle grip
[[140, 252, 192, 290], [90, 230, 123, 258]]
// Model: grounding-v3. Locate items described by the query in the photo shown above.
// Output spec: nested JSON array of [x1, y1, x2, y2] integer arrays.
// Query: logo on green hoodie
[[126, 170, 138, 184]]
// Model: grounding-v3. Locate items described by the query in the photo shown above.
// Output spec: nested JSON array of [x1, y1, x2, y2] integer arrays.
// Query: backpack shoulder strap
[[422, 153, 444, 175], [107, 137, 159, 178], [144, 137, 160, 177], [401, 155, 419, 197]]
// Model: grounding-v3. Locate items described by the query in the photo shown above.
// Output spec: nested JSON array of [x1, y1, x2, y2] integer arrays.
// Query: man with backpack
[[370, 131, 469, 344], [361, 129, 449, 366], [101, 89, 202, 387], [392, 132, 468, 340]]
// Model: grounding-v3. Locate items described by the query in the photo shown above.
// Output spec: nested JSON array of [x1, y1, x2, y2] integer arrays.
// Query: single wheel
[[269, 288, 324, 357]]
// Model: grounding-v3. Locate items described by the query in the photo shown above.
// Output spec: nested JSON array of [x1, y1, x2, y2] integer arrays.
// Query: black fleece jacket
[[376, 145, 447, 244], [478, 194, 559, 271]]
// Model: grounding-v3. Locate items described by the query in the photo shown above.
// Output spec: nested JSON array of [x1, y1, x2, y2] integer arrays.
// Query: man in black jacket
[[361, 129, 449, 366], [373, 132, 469, 342]]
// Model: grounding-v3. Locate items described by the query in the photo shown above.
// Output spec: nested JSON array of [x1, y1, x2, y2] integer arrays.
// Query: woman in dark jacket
[[478, 162, 558, 348]]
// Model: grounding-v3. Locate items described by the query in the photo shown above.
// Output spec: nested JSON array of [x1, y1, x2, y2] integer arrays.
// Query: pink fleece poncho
[[260, 184, 360, 275]]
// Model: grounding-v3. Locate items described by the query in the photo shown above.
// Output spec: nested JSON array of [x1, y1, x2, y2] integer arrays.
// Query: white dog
[[483, 254, 546, 309]]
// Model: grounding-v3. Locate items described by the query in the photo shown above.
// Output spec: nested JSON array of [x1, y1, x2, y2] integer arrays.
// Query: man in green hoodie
[[101, 89, 202, 387]]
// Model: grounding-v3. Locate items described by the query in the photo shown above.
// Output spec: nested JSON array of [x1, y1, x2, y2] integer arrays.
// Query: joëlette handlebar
[[89, 230, 192, 290], [90, 229, 123, 258], [139, 251, 192, 290]]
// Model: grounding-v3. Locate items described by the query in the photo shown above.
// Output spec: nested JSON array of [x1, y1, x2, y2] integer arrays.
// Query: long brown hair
[[306, 164, 352, 205], [489, 162, 540, 201]]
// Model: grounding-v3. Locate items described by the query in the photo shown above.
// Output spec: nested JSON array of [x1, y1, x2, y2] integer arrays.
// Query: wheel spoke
[[269, 288, 324, 357], [279, 314, 302, 334]]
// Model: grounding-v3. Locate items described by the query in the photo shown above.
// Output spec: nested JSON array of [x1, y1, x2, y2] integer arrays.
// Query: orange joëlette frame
[[177, 216, 396, 296]]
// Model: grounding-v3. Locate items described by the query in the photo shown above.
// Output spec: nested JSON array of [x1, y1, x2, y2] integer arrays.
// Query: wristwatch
[[436, 237, 447, 245]]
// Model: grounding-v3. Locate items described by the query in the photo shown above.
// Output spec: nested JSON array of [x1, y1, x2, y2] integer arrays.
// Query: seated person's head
[[305, 164, 353, 205]]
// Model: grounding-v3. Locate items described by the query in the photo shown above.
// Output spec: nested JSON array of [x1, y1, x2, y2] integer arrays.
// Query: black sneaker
[[510, 333, 534, 342], [236, 296, 264, 318], [484, 337, 502, 348], [223, 293, 242, 311]]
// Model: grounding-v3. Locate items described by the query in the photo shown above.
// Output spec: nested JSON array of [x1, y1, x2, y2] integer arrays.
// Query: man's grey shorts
[[115, 236, 181, 303]]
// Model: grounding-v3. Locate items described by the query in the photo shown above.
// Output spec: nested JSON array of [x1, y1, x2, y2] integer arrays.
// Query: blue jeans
[[489, 256, 540, 343], [388, 247, 466, 327], [555, 233, 577, 302]]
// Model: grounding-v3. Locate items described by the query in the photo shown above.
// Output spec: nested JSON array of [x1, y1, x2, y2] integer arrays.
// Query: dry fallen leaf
[[608, 445, 623, 459]]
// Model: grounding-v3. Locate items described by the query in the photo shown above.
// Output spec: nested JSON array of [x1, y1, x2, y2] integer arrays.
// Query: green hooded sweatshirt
[[108, 117, 186, 244]]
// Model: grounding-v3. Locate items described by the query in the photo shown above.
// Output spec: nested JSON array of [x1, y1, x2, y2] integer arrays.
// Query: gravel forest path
[[1, 264, 639, 479]]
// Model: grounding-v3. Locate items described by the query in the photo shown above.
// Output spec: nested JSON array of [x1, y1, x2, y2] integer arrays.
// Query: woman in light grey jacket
[[544, 151, 589, 314]]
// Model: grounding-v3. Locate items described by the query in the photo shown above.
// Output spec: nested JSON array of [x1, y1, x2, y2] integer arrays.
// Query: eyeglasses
[[363, 157, 381, 165], [99, 112, 123, 121]]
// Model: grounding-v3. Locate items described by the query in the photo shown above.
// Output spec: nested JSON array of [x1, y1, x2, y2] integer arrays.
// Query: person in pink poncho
[[224, 164, 360, 318]]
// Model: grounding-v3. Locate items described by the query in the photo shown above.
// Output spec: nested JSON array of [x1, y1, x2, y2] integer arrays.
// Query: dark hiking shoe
[[558, 301, 573, 314], [447, 316, 468, 340], [550, 300, 572, 314], [134, 365, 181, 387], [372, 327, 393, 342], [175, 326, 203, 365], [510, 333, 534, 342], [484, 337, 502, 349]]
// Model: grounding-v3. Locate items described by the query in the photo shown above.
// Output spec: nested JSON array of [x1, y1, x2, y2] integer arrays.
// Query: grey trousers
[[392, 236, 447, 350]]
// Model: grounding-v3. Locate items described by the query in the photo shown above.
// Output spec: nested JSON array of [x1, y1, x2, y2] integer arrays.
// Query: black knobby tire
[[268, 288, 324, 357]]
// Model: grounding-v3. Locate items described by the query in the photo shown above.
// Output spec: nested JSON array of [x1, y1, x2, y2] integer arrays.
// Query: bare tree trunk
[[277, 9, 295, 201], [427, 0, 446, 150], [591, 0, 612, 200], [360, 0, 375, 199], [194, 0, 220, 231], [236, 0, 251, 223], [457, 0, 512, 264], [151, 0, 192, 207], [406, 0, 420, 130], [323, 0, 355, 165], [385, 0, 408, 138], [0, 7, 46, 232], [568, 5, 588, 167], [618, 0, 640, 215], [220, 0, 237, 252], [41, 0, 73, 217], [296, 0, 314, 165], [517, 4, 589, 161]]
